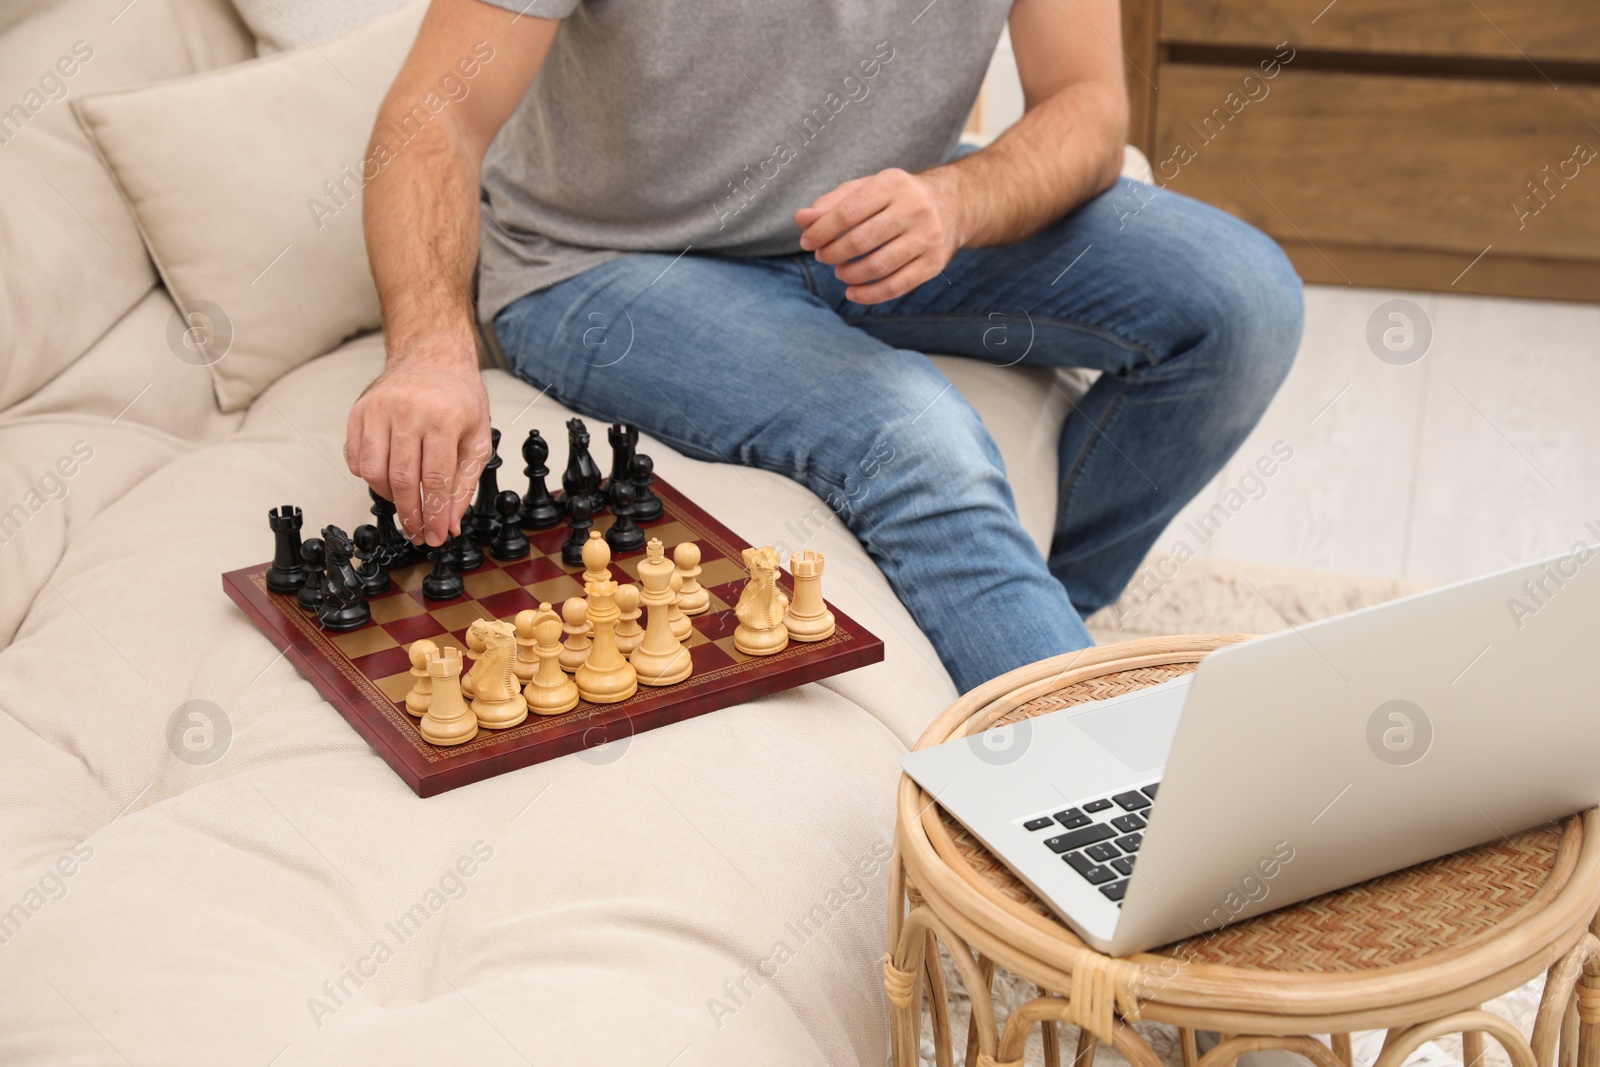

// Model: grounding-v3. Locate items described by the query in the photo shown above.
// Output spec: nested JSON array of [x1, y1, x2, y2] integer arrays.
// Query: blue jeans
[[493, 179, 1304, 693]]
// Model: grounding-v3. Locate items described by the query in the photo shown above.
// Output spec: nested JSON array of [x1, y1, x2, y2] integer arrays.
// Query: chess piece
[[733, 545, 788, 656], [404, 639, 438, 716], [667, 570, 692, 642], [490, 490, 531, 560], [559, 596, 592, 672], [296, 538, 325, 613], [562, 417, 604, 514], [418, 647, 478, 746], [629, 453, 662, 523], [613, 583, 644, 655], [460, 622, 485, 699], [266, 505, 306, 594], [524, 604, 579, 715], [511, 609, 540, 684], [370, 487, 422, 567], [673, 542, 709, 615], [575, 579, 638, 703], [561, 494, 595, 566], [353, 524, 392, 597], [318, 525, 372, 632], [630, 538, 692, 686], [518, 429, 563, 529], [465, 618, 529, 729], [607, 423, 638, 489], [450, 529, 484, 572], [605, 480, 645, 553], [421, 541, 464, 600], [580, 529, 611, 588], [784, 549, 835, 642], [468, 427, 504, 546]]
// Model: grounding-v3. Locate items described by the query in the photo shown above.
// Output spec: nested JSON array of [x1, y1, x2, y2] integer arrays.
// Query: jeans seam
[[795, 254, 822, 299], [841, 311, 1158, 365], [1058, 369, 1139, 526]]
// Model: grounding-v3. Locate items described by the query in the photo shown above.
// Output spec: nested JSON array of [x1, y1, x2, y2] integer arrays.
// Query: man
[[345, 0, 1303, 693]]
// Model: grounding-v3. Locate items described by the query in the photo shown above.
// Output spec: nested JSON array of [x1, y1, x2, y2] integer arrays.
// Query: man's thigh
[[802, 178, 1301, 375], [491, 253, 965, 495]]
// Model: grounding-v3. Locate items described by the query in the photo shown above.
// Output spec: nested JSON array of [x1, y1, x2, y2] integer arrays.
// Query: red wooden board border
[[223, 477, 885, 796]]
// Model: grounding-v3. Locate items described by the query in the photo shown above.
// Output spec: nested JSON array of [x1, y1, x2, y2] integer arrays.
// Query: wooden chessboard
[[223, 477, 884, 796]]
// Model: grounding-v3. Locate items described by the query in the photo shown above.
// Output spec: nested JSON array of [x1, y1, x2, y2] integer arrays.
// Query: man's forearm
[[362, 112, 483, 368], [926, 78, 1129, 250]]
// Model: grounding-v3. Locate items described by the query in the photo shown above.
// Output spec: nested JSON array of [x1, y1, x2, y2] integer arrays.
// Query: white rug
[[922, 557, 1544, 1067]]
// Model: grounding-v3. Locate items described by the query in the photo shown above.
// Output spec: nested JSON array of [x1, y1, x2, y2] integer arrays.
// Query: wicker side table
[[888, 636, 1600, 1067]]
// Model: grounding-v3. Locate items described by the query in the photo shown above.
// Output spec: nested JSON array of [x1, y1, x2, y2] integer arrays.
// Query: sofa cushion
[[0, 336, 951, 1065], [0, 0, 253, 412], [230, 0, 414, 54], [72, 0, 426, 413]]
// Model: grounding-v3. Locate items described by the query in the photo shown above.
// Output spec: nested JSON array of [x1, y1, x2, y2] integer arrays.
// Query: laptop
[[901, 551, 1600, 956]]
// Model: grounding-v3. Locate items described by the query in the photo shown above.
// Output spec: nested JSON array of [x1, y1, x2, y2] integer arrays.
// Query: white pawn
[[614, 583, 644, 655], [559, 596, 592, 673], [673, 542, 710, 615], [404, 639, 438, 717], [511, 609, 540, 684], [524, 603, 579, 716], [667, 570, 692, 643]]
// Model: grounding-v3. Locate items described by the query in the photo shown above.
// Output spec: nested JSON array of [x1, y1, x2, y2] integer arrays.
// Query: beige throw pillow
[[74, 0, 427, 413]]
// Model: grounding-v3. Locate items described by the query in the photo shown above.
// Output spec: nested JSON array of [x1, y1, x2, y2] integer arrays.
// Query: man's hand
[[795, 167, 964, 305], [345, 355, 491, 547]]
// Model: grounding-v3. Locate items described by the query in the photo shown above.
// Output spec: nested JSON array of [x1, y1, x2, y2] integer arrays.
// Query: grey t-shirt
[[475, 0, 1011, 322]]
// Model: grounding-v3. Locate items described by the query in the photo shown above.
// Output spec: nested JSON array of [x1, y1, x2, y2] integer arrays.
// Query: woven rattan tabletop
[[922, 651, 1579, 975]]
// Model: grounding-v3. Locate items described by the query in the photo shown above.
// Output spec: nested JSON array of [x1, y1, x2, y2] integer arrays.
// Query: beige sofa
[[0, 1, 1152, 1062]]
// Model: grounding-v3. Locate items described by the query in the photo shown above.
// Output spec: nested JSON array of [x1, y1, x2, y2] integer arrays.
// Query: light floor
[[1154, 285, 1600, 587]]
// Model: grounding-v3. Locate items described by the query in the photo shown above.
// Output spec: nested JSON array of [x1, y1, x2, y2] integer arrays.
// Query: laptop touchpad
[[1066, 686, 1184, 774]]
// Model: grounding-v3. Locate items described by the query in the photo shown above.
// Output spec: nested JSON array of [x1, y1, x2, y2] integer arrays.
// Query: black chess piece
[[607, 423, 638, 489], [562, 417, 604, 516], [561, 493, 594, 566], [451, 528, 484, 572], [421, 541, 465, 600], [318, 525, 371, 632], [490, 490, 531, 560], [630, 453, 663, 523], [605, 480, 645, 553], [296, 537, 326, 613], [518, 429, 562, 529], [266, 504, 307, 594], [352, 524, 392, 596], [469, 427, 504, 546], [369, 487, 422, 568]]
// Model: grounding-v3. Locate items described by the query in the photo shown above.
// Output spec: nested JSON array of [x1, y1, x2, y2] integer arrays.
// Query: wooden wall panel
[[1161, 0, 1600, 65], [1152, 65, 1600, 264]]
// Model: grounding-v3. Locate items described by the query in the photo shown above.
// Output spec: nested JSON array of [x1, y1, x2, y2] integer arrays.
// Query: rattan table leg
[[1074, 1021, 1097, 1067], [925, 930, 954, 1067], [1374, 1010, 1537, 1067], [1332, 1032, 1355, 1067], [1536, 935, 1600, 1067], [1563, 1000, 1582, 1067], [966, 955, 997, 1067], [1198, 1035, 1343, 1067], [1463, 1029, 1485, 1067], [1037, 990, 1061, 1067]]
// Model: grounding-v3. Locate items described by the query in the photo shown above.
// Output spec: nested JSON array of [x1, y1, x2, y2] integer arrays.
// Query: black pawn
[[369, 488, 421, 568], [561, 494, 594, 566], [266, 505, 306, 594], [296, 538, 325, 613], [421, 542, 464, 601], [353, 524, 392, 597], [605, 480, 645, 553], [518, 429, 562, 529], [469, 428, 504, 546], [630, 453, 663, 523], [452, 529, 484, 572], [490, 490, 531, 560]]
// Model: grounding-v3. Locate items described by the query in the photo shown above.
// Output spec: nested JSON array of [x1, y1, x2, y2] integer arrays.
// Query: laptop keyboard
[[1024, 782, 1158, 906]]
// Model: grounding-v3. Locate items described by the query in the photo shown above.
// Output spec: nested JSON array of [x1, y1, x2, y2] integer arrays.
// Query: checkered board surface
[[223, 477, 884, 796]]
